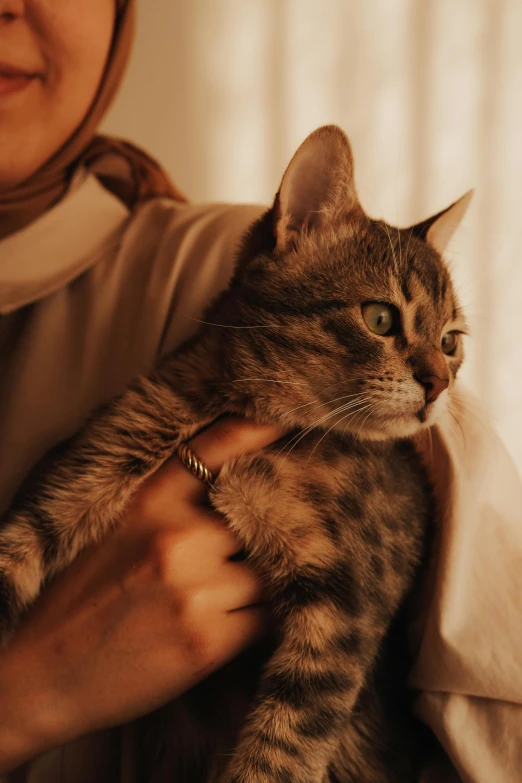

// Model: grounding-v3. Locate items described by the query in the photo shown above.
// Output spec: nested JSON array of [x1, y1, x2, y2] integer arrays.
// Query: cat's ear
[[274, 125, 361, 252], [410, 190, 474, 256]]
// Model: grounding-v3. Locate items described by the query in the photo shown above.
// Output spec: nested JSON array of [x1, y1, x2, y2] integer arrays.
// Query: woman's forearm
[[0, 643, 63, 773], [0, 419, 275, 775]]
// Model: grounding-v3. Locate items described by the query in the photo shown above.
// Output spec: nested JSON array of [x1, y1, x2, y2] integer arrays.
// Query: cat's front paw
[[0, 521, 44, 645], [211, 451, 338, 586], [210, 453, 298, 580]]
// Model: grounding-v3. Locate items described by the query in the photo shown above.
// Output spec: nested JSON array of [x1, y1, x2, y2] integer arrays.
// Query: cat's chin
[[336, 408, 444, 441]]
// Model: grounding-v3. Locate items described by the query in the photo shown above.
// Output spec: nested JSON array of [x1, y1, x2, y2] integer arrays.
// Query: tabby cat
[[0, 126, 470, 783]]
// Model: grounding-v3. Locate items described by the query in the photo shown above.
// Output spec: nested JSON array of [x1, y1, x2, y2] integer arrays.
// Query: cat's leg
[[211, 452, 407, 783], [0, 366, 211, 642], [327, 681, 423, 783]]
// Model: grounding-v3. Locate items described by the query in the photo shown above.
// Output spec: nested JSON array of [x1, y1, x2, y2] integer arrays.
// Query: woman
[[0, 1, 276, 780], [0, 2, 520, 782]]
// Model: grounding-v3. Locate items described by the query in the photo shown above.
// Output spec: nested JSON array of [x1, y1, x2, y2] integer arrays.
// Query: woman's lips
[[0, 64, 40, 96]]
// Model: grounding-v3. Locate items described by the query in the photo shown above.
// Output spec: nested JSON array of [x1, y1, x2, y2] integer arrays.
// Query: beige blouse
[[0, 171, 521, 783]]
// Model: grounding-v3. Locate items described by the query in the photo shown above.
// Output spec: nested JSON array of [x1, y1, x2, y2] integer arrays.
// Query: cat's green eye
[[441, 331, 459, 355], [362, 303, 396, 336]]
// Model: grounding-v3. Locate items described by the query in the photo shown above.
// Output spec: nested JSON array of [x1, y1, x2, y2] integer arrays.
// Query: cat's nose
[[416, 374, 449, 403]]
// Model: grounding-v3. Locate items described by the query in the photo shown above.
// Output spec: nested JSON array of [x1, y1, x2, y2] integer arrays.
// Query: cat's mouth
[[391, 401, 444, 433], [415, 405, 430, 424]]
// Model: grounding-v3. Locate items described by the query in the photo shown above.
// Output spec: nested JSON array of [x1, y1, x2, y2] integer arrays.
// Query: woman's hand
[[0, 418, 281, 774]]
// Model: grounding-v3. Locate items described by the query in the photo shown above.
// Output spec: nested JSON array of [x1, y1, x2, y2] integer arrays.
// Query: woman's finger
[[156, 506, 245, 561], [208, 605, 269, 666], [173, 417, 282, 495], [215, 560, 266, 610]]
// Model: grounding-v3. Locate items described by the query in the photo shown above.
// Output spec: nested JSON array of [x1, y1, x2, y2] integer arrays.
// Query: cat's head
[[216, 126, 470, 441]]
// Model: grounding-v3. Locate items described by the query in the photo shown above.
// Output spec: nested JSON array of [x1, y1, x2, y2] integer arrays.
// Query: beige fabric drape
[[1, 174, 521, 782]]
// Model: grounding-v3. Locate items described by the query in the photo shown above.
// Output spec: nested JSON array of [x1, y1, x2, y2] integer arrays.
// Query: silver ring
[[176, 442, 214, 485]]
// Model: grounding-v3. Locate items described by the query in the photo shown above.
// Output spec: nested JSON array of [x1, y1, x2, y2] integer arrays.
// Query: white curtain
[[103, 0, 522, 471]]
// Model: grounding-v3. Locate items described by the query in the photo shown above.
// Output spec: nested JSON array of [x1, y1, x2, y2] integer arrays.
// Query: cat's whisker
[[395, 152, 402, 275], [301, 401, 376, 465], [376, 221, 399, 273], [449, 398, 491, 437], [358, 186, 399, 272], [305, 395, 381, 431], [280, 398, 335, 419], [451, 391, 482, 403], [355, 403, 380, 439], [450, 391, 490, 420], [276, 393, 374, 455], [451, 402, 492, 429], [347, 400, 379, 442], [183, 315, 285, 329], [447, 405, 468, 451], [449, 410, 467, 450], [232, 378, 314, 386], [276, 400, 368, 462], [298, 402, 379, 489], [274, 396, 380, 472], [282, 390, 373, 419], [450, 392, 493, 419], [229, 379, 351, 422], [403, 224, 414, 268], [344, 401, 378, 439], [228, 381, 348, 423], [395, 148, 401, 273]]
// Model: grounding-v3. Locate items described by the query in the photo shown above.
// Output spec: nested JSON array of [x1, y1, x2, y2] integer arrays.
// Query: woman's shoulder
[[0, 168, 266, 357], [120, 191, 266, 352], [0, 168, 263, 318], [126, 193, 265, 298], [0, 172, 265, 510]]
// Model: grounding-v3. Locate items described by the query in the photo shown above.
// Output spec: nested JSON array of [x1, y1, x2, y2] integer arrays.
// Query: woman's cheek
[[0, 0, 115, 188]]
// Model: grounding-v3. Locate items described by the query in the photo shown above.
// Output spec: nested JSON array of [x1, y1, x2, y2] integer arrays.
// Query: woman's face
[[0, 0, 115, 189]]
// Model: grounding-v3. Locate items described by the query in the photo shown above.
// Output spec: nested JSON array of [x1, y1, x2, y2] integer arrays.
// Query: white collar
[[0, 169, 129, 314]]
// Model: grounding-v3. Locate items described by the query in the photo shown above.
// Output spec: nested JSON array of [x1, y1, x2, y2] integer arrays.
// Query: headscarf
[[0, 0, 185, 238]]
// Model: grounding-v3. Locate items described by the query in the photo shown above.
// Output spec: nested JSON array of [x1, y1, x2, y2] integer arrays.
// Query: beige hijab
[[0, 0, 185, 238]]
